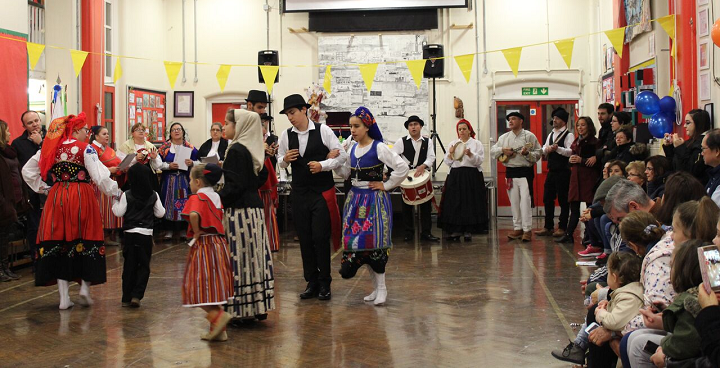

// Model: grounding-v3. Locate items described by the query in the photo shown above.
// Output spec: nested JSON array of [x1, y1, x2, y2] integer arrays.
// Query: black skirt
[[439, 167, 488, 233]]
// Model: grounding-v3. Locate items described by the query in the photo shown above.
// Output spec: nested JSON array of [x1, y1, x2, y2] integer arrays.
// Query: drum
[[453, 141, 466, 161], [400, 169, 434, 205]]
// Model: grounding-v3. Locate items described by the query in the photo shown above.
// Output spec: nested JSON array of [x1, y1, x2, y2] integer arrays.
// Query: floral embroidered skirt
[[160, 171, 191, 221], [35, 181, 107, 286], [340, 187, 392, 278]]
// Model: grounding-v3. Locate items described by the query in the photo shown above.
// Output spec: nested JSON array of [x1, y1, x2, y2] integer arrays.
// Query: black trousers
[[121, 232, 154, 303], [567, 201, 591, 236], [402, 200, 433, 237], [25, 207, 42, 260], [292, 191, 332, 287], [543, 170, 570, 231]]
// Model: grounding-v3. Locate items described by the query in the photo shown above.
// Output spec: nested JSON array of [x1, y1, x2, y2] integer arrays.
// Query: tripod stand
[[429, 77, 446, 176]]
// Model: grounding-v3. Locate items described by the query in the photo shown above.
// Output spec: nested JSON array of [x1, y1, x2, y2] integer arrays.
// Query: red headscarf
[[456, 119, 475, 139], [39, 112, 87, 180]]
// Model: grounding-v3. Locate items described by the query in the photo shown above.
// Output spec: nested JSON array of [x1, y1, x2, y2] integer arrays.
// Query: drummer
[[393, 115, 440, 242], [438, 119, 488, 241]]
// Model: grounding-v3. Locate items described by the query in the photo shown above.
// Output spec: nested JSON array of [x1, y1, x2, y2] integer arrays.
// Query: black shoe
[[317, 286, 331, 300], [445, 236, 461, 242], [256, 313, 268, 321], [551, 340, 586, 365], [403, 234, 413, 241], [299, 284, 319, 299], [420, 233, 440, 242], [556, 234, 574, 244]]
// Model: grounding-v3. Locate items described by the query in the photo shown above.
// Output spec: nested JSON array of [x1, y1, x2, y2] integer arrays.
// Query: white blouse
[[116, 143, 162, 171], [444, 138, 485, 171], [335, 141, 409, 191], [206, 140, 221, 158]]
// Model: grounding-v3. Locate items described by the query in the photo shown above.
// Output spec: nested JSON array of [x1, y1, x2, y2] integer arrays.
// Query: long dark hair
[[654, 172, 706, 225], [688, 109, 711, 142], [577, 116, 597, 138], [88, 125, 106, 145], [127, 163, 155, 201], [670, 239, 704, 293]]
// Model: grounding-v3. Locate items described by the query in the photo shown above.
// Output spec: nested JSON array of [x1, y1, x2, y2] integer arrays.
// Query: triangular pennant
[[70, 50, 89, 77], [113, 58, 122, 84], [553, 38, 575, 68], [501, 47, 523, 77], [604, 27, 626, 58], [671, 42, 676, 58], [259, 65, 279, 94], [323, 66, 332, 94], [163, 61, 183, 88], [454, 54, 475, 83], [216, 64, 231, 92], [657, 14, 675, 39], [405, 59, 426, 89], [358, 63, 379, 91], [26, 42, 45, 70]]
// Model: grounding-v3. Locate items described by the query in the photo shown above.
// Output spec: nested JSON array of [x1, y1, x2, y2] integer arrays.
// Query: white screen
[[284, 0, 467, 12]]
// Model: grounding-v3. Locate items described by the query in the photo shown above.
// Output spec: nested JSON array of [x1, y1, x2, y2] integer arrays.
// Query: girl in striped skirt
[[181, 164, 233, 342]]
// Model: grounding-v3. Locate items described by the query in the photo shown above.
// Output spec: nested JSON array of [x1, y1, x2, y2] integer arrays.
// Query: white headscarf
[[229, 109, 264, 175]]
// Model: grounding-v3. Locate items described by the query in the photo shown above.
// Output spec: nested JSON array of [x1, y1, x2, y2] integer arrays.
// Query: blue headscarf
[[351, 106, 383, 142]]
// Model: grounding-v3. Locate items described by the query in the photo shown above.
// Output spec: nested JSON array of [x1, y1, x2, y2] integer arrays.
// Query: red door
[[211, 103, 243, 125], [103, 85, 115, 148]]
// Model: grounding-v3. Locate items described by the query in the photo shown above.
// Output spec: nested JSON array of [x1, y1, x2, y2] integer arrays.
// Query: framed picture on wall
[[699, 8, 710, 37], [700, 40, 710, 70], [174, 91, 194, 118], [705, 103, 714, 128], [700, 71, 712, 101]]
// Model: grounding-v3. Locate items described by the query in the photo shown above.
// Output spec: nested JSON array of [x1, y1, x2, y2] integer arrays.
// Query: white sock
[[58, 279, 74, 310], [79, 280, 94, 306], [373, 273, 387, 305], [364, 267, 378, 302]]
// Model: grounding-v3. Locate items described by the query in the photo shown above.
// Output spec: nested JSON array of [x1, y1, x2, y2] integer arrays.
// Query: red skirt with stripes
[[259, 189, 280, 252], [182, 234, 234, 307], [94, 184, 123, 230]]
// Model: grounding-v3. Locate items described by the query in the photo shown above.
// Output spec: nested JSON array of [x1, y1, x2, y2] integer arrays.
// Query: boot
[[78, 280, 94, 306], [364, 267, 378, 302], [0, 269, 11, 282], [58, 279, 74, 310], [1, 258, 20, 280], [373, 272, 387, 306], [0, 245, 14, 281]]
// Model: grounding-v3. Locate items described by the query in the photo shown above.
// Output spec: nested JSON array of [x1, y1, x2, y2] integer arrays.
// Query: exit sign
[[522, 87, 549, 96]]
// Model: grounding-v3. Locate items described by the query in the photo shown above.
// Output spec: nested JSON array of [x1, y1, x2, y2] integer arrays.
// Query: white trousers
[[507, 177, 532, 232]]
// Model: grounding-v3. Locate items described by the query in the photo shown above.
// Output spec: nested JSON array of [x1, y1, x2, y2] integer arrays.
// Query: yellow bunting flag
[[323, 66, 332, 94], [554, 38, 575, 68], [163, 61, 183, 88], [454, 54, 475, 83], [501, 47, 523, 77], [70, 50, 89, 77], [405, 59, 426, 89], [604, 27, 626, 58], [657, 15, 676, 57], [113, 58, 122, 84], [216, 64, 231, 92], [26, 42, 45, 70], [259, 65, 279, 94], [358, 63, 379, 91]]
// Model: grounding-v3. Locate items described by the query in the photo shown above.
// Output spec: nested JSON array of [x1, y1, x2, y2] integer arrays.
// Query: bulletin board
[[127, 86, 167, 143]]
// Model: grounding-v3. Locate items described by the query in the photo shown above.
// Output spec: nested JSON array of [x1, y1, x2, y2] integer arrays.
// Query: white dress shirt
[[335, 141, 409, 191], [542, 127, 574, 157], [392, 135, 436, 169], [206, 140, 221, 158], [276, 122, 348, 171], [489, 129, 542, 167], [444, 138, 485, 171], [112, 192, 166, 235]]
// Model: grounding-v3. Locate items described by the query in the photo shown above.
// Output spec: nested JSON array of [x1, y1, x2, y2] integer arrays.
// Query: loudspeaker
[[422, 44, 444, 78], [258, 50, 279, 84]]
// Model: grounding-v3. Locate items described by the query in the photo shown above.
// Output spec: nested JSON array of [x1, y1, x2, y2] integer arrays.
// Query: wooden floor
[[0, 218, 593, 367]]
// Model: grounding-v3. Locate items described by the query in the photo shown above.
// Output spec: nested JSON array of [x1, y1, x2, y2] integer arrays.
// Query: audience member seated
[[606, 127, 648, 165], [695, 283, 720, 367], [625, 160, 646, 189], [703, 129, 720, 207], [653, 171, 707, 227], [645, 155, 673, 201], [663, 108, 712, 185]]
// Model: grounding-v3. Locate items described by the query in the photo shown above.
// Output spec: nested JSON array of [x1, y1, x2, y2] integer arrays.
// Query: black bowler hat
[[404, 115, 424, 129], [280, 94, 311, 115], [506, 112, 525, 121], [246, 90, 268, 104], [260, 113, 273, 122]]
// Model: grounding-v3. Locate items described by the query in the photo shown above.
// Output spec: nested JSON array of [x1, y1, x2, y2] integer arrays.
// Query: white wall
[[0, 0, 28, 35], [44, 0, 80, 117]]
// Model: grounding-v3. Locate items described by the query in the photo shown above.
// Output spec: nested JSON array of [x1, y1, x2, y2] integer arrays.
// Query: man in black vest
[[276, 94, 347, 300], [535, 107, 575, 242], [246, 90, 268, 115], [393, 116, 439, 242]]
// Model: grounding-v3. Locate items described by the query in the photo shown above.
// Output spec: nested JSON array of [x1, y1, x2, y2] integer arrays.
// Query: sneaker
[[578, 245, 602, 257], [595, 252, 608, 266], [551, 340, 586, 365]]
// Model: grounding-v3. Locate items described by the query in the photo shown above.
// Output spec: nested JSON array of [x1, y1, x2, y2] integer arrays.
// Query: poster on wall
[[624, 0, 652, 42], [128, 86, 167, 143], [602, 76, 615, 104]]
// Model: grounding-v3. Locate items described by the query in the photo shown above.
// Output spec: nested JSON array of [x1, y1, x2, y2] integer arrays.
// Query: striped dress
[[92, 142, 123, 229]]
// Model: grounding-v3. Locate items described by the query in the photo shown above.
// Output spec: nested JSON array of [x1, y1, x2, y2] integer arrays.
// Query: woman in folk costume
[[89, 126, 123, 245], [21, 113, 120, 309], [335, 107, 408, 306], [118, 123, 162, 185], [438, 119, 488, 241], [259, 114, 280, 252], [219, 109, 275, 321]]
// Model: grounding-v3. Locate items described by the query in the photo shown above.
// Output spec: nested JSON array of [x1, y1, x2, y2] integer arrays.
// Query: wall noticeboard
[[128, 86, 167, 143]]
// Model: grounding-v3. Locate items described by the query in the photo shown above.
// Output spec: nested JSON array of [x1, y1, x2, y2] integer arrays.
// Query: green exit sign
[[522, 87, 549, 96]]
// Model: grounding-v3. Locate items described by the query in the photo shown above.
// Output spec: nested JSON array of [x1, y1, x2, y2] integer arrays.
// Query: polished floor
[[0, 218, 594, 367]]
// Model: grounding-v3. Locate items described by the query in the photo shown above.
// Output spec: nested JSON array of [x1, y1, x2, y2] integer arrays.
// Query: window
[[28, 0, 46, 78], [105, 0, 113, 81]]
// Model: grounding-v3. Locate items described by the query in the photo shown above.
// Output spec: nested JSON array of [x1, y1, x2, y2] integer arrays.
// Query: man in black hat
[[276, 94, 347, 300], [490, 112, 542, 242], [392, 115, 439, 242], [246, 90, 268, 115], [535, 107, 575, 243]]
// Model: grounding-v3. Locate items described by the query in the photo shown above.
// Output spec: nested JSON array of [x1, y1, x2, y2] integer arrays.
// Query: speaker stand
[[429, 77, 446, 177]]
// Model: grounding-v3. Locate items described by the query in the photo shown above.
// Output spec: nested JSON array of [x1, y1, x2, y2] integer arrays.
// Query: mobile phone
[[643, 341, 660, 354], [698, 245, 720, 293], [585, 322, 600, 334], [652, 302, 667, 312]]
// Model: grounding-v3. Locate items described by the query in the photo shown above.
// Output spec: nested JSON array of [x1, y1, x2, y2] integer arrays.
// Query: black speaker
[[258, 50, 279, 83], [422, 44, 444, 78]]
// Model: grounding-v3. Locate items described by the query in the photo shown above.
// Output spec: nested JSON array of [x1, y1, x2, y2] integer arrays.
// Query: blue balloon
[[635, 91, 661, 115], [659, 96, 676, 113], [648, 112, 675, 138]]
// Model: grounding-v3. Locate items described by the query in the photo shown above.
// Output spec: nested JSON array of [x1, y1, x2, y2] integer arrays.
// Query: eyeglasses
[[646, 167, 654, 171], [133, 129, 145, 133], [627, 173, 641, 177], [211, 129, 222, 132], [702, 146, 711, 151], [171, 128, 183, 132]]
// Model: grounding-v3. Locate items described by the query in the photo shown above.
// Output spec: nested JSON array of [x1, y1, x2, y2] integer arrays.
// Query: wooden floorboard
[[0, 218, 591, 367]]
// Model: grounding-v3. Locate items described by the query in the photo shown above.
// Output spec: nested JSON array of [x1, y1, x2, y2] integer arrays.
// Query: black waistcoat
[[288, 123, 334, 193], [402, 137, 429, 169]]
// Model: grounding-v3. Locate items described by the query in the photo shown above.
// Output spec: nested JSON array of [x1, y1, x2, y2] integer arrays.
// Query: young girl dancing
[[181, 164, 234, 341], [335, 107, 408, 305]]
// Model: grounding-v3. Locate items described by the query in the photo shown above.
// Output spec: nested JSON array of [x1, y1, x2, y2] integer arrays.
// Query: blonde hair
[[625, 161, 646, 181]]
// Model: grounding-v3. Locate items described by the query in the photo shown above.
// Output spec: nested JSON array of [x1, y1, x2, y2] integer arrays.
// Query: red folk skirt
[[182, 234, 234, 307]]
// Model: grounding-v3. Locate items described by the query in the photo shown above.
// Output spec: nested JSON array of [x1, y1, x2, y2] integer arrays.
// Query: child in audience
[[112, 164, 166, 308], [181, 164, 234, 342]]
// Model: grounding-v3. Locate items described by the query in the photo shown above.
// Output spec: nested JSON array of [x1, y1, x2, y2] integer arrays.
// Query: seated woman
[[606, 127, 648, 164], [663, 108, 711, 185], [645, 155, 673, 201], [625, 161, 646, 189]]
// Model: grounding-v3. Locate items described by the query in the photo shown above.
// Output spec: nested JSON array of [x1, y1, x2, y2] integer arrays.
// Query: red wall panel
[[81, 0, 104, 127], [0, 34, 28, 139]]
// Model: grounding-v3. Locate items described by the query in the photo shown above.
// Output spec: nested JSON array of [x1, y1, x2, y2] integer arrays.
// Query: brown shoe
[[508, 230, 524, 240], [534, 228, 553, 236], [522, 231, 532, 242], [552, 229, 565, 237]]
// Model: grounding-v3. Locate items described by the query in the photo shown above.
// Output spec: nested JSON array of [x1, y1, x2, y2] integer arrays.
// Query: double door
[[494, 100, 578, 217]]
